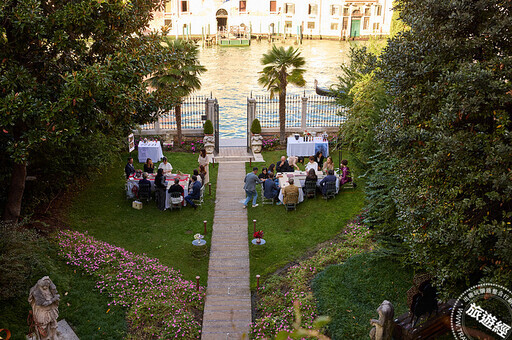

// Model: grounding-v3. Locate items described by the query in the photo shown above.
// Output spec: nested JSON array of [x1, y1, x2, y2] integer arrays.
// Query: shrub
[[262, 137, 280, 151], [250, 118, 262, 134], [203, 120, 214, 134]]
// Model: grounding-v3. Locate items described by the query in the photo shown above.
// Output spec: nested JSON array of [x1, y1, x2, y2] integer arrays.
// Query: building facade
[[149, 0, 393, 39]]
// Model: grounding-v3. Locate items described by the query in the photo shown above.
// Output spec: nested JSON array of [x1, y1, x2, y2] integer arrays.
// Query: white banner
[[128, 133, 135, 153]]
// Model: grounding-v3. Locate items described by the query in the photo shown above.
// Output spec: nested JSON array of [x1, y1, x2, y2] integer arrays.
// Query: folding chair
[[261, 184, 274, 205], [169, 191, 183, 211], [304, 181, 317, 199], [283, 192, 298, 211], [138, 182, 152, 202], [323, 181, 337, 200]]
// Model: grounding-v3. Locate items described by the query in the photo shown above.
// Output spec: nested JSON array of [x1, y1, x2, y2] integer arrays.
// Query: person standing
[[243, 167, 264, 208], [197, 149, 209, 184], [125, 157, 136, 178], [154, 168, 167, 211]]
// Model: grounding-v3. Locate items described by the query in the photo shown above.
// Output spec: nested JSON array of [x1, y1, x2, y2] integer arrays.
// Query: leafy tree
[[148, 39, 206, 145], [258, 45, 306, 144], [0, 0, 164, 221], [378, 0, 512, 296]]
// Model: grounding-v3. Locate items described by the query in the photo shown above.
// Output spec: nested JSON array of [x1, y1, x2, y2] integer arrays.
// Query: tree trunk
[[176, 104, 183, 145], [3, 161, 27, 222], [279, 90, 286, 145]]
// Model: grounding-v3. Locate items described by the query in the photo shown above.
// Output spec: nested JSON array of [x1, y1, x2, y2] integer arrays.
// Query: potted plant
[[203, 120, 215, 154], [250, 118, 263, 153]]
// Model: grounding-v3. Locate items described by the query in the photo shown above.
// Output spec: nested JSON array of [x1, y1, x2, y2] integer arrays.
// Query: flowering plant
[[194, 233, 204, 240], [253, 230, 264, 239], [303, 130, 311, 136]]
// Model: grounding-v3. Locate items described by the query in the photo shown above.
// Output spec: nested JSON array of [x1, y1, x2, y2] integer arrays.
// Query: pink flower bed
[[56, 230, 205, 339]]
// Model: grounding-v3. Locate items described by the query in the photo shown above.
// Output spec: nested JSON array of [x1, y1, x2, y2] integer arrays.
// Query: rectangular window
[[239, 1, 247, 13], [376, 5, 382, 16], [342, 17, 348, 30], [285, 21, 293, 28], [307, 21, 315, 29], [164, 19, 173, 28], [285, 3, 295, 14], [364, 8, 370, 16], [373, 23, 380, 31], [165, 0, 172, 12], [363, 17, 369, 30], [181, 1, 188, 13], [330, 5, 340, 16], [343, 7, 349, 16], [331, 23, 338, 30], [270, 0, 277, 13], [308, 4, 318, 15]]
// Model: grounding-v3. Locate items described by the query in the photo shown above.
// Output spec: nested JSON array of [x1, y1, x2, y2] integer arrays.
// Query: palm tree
[[148, 39, 206, 145], [258, 45, 306, 144]]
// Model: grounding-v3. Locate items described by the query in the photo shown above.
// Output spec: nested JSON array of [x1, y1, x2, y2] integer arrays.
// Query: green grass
[[246, 149, 365, 288], [66, 151, 217, 285], [312, 253, 414, 339]]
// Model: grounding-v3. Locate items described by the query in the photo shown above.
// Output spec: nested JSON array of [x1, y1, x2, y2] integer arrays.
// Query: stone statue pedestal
[[27, 320, 79, 340]]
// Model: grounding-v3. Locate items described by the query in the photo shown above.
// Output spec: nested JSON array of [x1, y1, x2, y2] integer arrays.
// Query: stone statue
[[251, 133, 263, 153], [203, 134, 215, 154], [28, 276, 61, 340], [369, 300, 394, 340]]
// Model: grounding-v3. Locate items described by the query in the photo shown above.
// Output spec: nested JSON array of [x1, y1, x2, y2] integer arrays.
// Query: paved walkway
[[202, 162, 251, 339]]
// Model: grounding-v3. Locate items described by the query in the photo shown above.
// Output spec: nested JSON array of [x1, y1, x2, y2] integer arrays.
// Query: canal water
[[197, 39, 357, 139]]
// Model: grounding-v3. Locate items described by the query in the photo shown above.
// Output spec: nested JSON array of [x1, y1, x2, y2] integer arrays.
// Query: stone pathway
[[201, 162, 251, 339]]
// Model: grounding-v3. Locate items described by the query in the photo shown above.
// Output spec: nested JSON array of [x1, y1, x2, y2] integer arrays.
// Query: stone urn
[[251, 134, 263, 154], [203, 134, 215, 154]]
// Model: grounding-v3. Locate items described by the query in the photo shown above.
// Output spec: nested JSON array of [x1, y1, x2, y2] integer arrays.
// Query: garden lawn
[[66, 151, 217, 285], [246, 149, 364, 287], [312, 253, 414, 339]]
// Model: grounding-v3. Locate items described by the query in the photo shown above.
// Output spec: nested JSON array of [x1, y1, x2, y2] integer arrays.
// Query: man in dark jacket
[[184, 175, 202, 209], [125, 157, 136, 178], [263, 172, 280, 200], [319, 169, 337, 196], [276, 156, 292, 173]]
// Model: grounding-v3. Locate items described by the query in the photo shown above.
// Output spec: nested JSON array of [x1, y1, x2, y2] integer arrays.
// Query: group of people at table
[[124, 149, 210, 210], [243, 151, 353, 208]]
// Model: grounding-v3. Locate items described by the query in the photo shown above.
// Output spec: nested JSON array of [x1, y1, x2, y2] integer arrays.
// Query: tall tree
[[0, 0, 164, 221], [258, 45, 306, 144], [378, 0, 512, 296], [148, 39, 206, 145]]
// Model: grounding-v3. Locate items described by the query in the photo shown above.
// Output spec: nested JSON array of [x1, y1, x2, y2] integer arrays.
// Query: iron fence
[[255, 94, 302, 128], [140, 95, 207, 131], [306, 95, 347, 127]]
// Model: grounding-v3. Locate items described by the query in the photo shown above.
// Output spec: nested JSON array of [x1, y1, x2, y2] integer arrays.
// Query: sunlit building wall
[[149, 0, 393, 39]]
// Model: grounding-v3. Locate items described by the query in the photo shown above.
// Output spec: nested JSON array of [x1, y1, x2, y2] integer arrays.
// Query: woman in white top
[[198, 149, 209, 184], [158, 156, 173, 174], [305, 156, 319, 172]]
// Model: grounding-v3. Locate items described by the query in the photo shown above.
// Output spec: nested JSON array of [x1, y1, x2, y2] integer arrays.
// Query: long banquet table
[[286, 136, 329, 157], [276, 171, 340, 204], [137, 141, 164, 163], [127, 173, 190, 207]]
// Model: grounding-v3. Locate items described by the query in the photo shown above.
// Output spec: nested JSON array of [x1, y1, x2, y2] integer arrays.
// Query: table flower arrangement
[[303, 130, 312, 142], [194, 233, 204, 241], [253, 230, 264, 244]]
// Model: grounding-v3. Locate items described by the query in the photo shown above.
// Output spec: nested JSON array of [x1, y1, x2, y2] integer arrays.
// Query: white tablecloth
[[286, 136, 329, 157], [126, 174, 189, 206], [276, 171, 340, 203], [138, 141, 164, 163]]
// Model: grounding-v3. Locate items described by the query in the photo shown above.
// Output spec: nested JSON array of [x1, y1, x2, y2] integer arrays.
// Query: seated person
[[139, 172, 151, 187], [319, 169, 337, 196], [282, 178, 299, 204], [259, 167, 269, 180], [340, 159, 353, 185], [184, 175, 202, 209], [158, 157, 173, 174], [198, 165, 207, 184], [305, 156, 319, 172], [322, 156, 334, 173], [276, 156, 292, 173], [315, 151, 325, 170], [189, 169, 202, 190], [263, 172, 280, 199], [168, 178, 184, 204], [288, 156, 301, 171], [144, 158, 154, 173], [125, 157, 136, 178], [268, 163, 276, 174], [305, 168, 318, 185]]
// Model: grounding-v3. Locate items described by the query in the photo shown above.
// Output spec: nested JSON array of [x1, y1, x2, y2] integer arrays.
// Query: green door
[[350, 19, 361, 37]]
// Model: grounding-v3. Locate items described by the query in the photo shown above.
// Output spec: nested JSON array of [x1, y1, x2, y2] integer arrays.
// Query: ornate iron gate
[[246, 97, 251, 153], [214, 99, 220, 154]]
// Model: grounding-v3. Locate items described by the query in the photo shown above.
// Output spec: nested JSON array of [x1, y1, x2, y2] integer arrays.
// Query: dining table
[[286, 136, 329, 157], [137, 140, 164, 163], [127, 173, 190, 207], [276, 171, 340, 204]]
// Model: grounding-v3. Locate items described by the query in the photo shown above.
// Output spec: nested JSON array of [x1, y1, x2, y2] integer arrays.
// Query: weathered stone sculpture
[[28, 276, 60, 340], [369, 300, 394, 340], [251, 134, 263, 153], [203, 134, 215, 154]]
